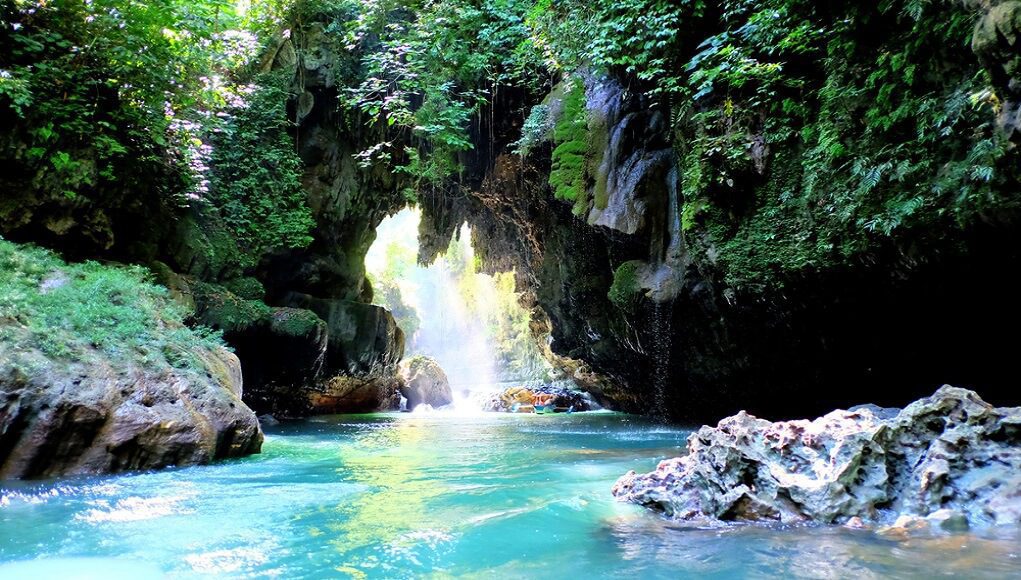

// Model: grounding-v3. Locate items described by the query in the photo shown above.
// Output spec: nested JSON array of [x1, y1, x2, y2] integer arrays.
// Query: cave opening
[[365, 208, 553, 408]]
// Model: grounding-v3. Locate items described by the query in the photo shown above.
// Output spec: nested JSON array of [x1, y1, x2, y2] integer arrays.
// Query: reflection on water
[[1, 413, 1020, 579]]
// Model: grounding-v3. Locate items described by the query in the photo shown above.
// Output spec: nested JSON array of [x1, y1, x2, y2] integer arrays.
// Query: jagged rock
[[398, 356, 453, 410], [583, 75, 676, 239], [612, 386, 1021, 529], [0, 347, 263, 479]]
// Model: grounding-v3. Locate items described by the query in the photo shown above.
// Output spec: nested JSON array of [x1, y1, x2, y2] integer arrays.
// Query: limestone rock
[[0, 347, 263, 479], [398, 356, 453, 411], [613, 386, 1021, 529], [971, 1, 1021, 140]]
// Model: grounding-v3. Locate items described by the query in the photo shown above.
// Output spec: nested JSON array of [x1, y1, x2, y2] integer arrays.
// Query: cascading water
[[366, 208, 551, 411], [648, 299, 674, 422]]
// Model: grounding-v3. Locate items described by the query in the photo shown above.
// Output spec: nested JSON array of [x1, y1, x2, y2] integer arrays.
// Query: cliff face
[[6, 1, 1021, 426], [413, 4, 1021, 421]]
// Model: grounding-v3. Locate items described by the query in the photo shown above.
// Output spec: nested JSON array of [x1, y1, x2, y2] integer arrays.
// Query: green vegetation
[[666, 1, 1016, 288], [0, 239, 222, 369], [549, 80, 591, 215], [208, 69, 315, 266], [608, 261, 643, 311], [270, 307, 325, 338], [513, 104, 552, 157], [3, 0, 1018, 376], [191, 281, 273, 332], [505, 0, 1018, 288], [304, 0, 1018, 290], [0, 0, 313, 272]]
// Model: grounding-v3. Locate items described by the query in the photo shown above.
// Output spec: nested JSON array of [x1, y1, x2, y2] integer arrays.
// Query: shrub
[[0, 239, 222, 370]]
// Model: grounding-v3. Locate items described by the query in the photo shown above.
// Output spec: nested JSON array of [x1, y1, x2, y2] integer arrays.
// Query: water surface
[[2, 412, 1020, 578]]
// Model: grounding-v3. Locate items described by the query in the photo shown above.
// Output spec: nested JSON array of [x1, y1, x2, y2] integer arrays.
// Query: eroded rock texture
[[0, 348, 263, 479], [612, 387, 1021, 528]]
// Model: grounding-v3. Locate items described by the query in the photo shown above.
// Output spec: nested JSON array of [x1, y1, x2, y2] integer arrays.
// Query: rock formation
[[398, 356, 453, 411], [612, 387, 1021, 529], [480, 384, 596, 412], [0, 347, 263, 479]]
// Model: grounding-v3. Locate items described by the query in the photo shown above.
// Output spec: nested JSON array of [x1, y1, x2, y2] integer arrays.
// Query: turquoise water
[[2, 412, 1020, 579]]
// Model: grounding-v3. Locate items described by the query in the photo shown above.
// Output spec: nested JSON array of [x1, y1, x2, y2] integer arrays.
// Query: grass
[[0, 238, 223, 371]]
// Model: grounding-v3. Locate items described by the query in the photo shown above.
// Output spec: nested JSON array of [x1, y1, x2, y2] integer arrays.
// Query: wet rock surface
[[398, 356, 453, 411], [480, 383, 597, 412], [613, 386, 1021, 528], [308, 375, 401, 414], [0, 347, 263, 479]]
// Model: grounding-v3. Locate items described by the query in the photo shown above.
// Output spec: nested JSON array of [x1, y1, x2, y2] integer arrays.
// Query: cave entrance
[[365, 208, 551, 406]]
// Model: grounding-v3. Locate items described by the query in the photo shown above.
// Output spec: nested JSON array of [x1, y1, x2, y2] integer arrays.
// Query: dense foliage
[[0, 238, 222, 370], [0, 0, 312, 270], [3, 0, 1019, 384]]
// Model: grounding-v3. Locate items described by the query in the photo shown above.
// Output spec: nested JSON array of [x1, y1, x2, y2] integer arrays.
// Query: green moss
[[607, 260, 644, 310], [222, 277, 266, 301], [549, 80, 591, 216], [0, 239, 222, 370], [191, 281, 272, 332], [270, 307, 325, 338]]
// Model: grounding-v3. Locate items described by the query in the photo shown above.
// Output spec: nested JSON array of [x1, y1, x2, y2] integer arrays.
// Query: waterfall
[[366, 208, 551, 406]]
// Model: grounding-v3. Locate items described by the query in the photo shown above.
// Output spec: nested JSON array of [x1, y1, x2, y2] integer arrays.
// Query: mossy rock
[[222, 277, 266, 301], [269, 307, 326, 338], [549, 78, 592, 215], [191, 281, 272, 332], [608, 260, 645, 310]]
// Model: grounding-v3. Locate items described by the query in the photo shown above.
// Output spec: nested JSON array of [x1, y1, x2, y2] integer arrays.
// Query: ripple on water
[[2, 413, 1020, 579]]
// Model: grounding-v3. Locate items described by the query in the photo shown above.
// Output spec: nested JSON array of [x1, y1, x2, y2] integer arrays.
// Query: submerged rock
[[612, 386, 1021, 529], [398, 356, 453, 411], [0, 347, 263, 479]]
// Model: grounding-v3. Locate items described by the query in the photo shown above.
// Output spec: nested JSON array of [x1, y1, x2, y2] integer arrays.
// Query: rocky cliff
[[0, 241, 262, 478], [5, 1, 1021, 428], [411, 3, 1021, 421]]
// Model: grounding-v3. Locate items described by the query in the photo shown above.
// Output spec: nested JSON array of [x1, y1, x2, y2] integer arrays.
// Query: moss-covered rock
[[0, 240, 262, 479], [549, 79, 591, 215], [608, 260, 644, 311]]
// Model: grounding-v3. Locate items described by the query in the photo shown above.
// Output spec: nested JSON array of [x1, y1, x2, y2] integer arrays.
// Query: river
[[2, 412, 1019, 578]]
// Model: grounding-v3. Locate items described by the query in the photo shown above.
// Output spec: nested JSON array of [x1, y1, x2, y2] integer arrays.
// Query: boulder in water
[[398, 356, 453, 410], [612, 386, 1021, 529], [0, 347, 263, 479]]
